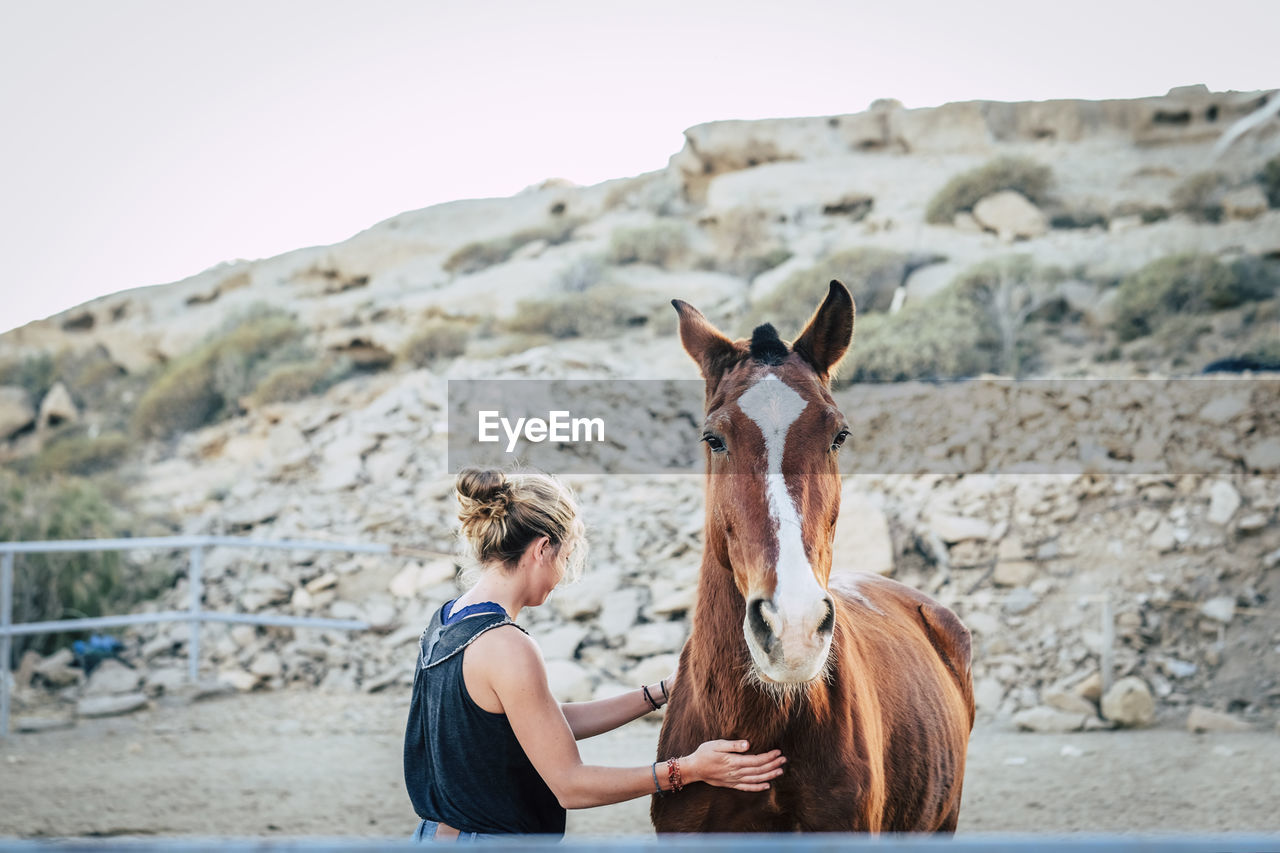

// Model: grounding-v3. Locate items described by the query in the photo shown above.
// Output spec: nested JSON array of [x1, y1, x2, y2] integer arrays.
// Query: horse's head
[[675, 280, 855, 690]]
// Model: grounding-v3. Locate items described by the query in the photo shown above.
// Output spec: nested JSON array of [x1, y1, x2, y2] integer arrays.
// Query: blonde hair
[[455, 466, 586, 587]]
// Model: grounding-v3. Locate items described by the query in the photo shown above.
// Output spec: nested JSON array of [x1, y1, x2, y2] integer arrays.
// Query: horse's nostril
[[817, 596, 835, 636], [747, 598, 775, 654]]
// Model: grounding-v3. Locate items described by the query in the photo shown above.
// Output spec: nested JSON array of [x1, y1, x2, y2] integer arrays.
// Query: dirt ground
[[2, 689, 1279, 839]]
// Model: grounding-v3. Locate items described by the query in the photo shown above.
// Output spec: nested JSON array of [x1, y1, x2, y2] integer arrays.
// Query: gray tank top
[[402, 606, 566, 835]]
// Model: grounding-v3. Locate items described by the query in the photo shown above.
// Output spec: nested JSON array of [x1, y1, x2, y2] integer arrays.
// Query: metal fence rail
[[0, 535, 421, 737], [1, 835, 1280, 851]]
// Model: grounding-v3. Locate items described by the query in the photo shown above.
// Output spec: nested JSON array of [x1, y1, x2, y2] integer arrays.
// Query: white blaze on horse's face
[[736, 373, 836, 685]]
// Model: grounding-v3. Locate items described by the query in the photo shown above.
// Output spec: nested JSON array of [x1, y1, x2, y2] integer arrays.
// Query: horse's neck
[[687, 553, 811, 741]]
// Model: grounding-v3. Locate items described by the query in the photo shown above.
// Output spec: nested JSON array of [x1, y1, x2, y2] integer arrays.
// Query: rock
[[1003, 588, 1038, 615], [928, 513, 994, 544], [647, 586, 696, 619], [993, 559, 1036, 588], [972, 190, 1048, 241], [14, 649, 41, 690], [248, 652, 283, 680], [1198, 394, 1250, 425], [1206, 481, 1241, 525], [1237, 513, 1268, 533], [15, 715, 76, 733], [1149, 520, 1177, 552], [218, 667, 260, 692], [1220, 185, 1268, 220], [623, 621, 688, 658], [290, 587, 314, 609], [1187, 706, 1253, 733], [230, 624, 258, 649], [305, 572, 339, 594], [1199, 596, 1235, 624], [550, 572, 610, 620], [952, 211, 982, 233], [974, 677, 1005, 713], [1014, 706, 1089, 733], [224, 494, 285, 529], [389, 561, 456, 598], [599, 588, 643, 642], [832, 490, 895, 576], [1243, 439, 1280, 473], [239, 574, 293, 611], [0, 385, 35, 439], [538, 624, 589, 661], [1100, 676, 1155, 727], [78, 693, 149, 718], [33, 648, 81, 686], [82, 660, 143, 697], [37, 382, 78, 428], [364, 601, 400, 633], [626, 654, 680, 687], [1043, 688, 1098, 717], [544, 660, 593, 702], [1074, 672, 1103, 702], [144, 668, 188, 696], [963, 611, 999, 636]]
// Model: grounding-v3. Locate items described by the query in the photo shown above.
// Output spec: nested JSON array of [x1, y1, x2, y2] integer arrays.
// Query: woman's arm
[[560, 680, 668, 740], [474, 628, 784, 809]]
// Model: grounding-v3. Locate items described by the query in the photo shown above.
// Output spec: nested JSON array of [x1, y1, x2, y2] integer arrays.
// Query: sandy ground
[[2, 690, 1279, 839]]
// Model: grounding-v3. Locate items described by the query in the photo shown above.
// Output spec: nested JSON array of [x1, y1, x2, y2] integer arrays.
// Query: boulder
[[78, 693, 149, 718], [82, 660, 143, 697], [928, 513, 994, 544], [1013, 706, 1090, 733], [1243, 439, 1280, 473], [34, 648, 82, 687], [1199, 596, 1236, 624], [144, 667, 188, 697], [248, 652, 283, 680], [1220, 185, 1268, 221], [1043, 688, 1099, 717], [1187, 706, 1252, 733], [972, 190, 1048, 241], [623, 622, 688, 658], [0, 385, 35, 439], [218, 667, 261, 692], [14, 715, 76, 733], [1206, 481, 1241, 525], [1100, 676, 1155, 727], [37, 382, 78, 428], [832, 490, 895, 577], [544, 660, 593, 702]]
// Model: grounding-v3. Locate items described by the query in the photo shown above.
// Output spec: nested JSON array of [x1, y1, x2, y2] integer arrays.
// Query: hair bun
[[456, 467, 511, 520]]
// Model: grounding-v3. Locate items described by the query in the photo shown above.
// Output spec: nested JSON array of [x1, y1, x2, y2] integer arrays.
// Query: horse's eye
[[703, 433, 727, 454], [831, 429, 850, 452]]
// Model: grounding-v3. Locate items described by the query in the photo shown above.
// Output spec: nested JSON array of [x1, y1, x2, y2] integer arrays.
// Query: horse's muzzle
[[745, 593, 835, 684]]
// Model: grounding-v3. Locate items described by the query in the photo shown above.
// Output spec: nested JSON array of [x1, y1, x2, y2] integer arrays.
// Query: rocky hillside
[[2, 85, 1279, 735]]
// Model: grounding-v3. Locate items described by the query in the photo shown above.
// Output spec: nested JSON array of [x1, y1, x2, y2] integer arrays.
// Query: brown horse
[[653, 280, 974, 833]]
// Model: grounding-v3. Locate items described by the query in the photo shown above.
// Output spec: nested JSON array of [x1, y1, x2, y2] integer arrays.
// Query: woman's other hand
[[682, 740, 785, 792]]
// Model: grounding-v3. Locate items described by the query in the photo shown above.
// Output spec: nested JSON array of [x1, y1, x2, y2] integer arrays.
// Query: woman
[[404, 467, 786, 841]]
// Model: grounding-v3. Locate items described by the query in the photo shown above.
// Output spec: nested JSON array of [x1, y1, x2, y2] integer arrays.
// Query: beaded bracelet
[[641, 684, 659, 711], [666, 757, 684, 793]]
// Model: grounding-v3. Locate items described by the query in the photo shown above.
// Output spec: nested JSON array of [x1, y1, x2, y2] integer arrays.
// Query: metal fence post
[[1100, 593, 1115, 699], [188, 546, 203, 683], [2, 551, 14, 738]]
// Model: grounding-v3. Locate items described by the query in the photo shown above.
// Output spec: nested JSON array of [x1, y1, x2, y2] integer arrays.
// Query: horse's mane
[[749, 323, 789, 366]]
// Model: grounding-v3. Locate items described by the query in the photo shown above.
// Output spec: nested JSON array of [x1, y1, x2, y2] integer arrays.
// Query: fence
[[0, 535, 428, 738]]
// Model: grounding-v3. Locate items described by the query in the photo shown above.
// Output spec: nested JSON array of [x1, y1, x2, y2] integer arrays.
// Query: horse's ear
[[672, 299, 739, 384], [792, 280, 856, 382]]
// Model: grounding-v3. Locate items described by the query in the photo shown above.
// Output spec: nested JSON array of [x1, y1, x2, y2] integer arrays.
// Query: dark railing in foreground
[[1, 835, 1279, 851], [0, 535, 437, 737]]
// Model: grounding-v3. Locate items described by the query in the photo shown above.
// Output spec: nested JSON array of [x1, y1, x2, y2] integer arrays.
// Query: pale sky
[[1, 0, 1276, 334]]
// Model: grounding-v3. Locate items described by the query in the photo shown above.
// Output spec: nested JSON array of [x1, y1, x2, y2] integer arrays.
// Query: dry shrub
[[506, 285, 655, 339], [1111, 254, 1280, 342], [444, 220, 581, 275], [607, 221, 690, 267], [248, 357, 354, 406], [29, 431, 130, 476], [1171, 172, 1229, 222], [925, 157, 1054, 224], [400, 320, 471, 368]]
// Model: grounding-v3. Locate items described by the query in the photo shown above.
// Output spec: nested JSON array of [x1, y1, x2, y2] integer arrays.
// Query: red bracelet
[[666, 757, 683, 793]]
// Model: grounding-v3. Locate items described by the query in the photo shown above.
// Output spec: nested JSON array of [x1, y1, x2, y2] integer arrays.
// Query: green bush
[[0, 472, 165, 663], [506, 285, 655, 339], [29, 431, 130, 476], [1111, 254, 1280, 342], [1262, 156, 1280, 208], [400, 320, 471, 368], [0, 352, 56, 401], [131, 311, 304, 439], [1171, 171, 1228, 222], [444, 220, 580, 275], [741, 248, 913, 336], [835, 256, 1063, 382], [925, 157, 1054, 224], [247, 357, 354, 406], [607, 221, 690, 267]]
